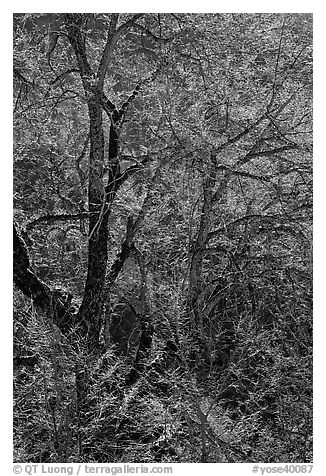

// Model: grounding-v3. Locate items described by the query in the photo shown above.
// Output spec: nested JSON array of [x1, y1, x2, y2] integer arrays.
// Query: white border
[[3, 4, 325, 474], [1, 1, 321, 13]]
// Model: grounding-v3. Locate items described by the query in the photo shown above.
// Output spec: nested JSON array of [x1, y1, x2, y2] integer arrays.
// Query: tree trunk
[[188, 155, 217, 327], [13, 223, 78, 334], [186, 155, 232, 367], [65, 15, 123, 350], [75, 99, 109, 349]]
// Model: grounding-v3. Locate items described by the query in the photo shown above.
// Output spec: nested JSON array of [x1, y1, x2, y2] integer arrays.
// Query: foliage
[[13, 13, 312, 463]]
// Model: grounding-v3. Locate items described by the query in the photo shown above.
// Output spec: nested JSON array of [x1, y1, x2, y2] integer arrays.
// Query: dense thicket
[[13, 13, 312, 463]]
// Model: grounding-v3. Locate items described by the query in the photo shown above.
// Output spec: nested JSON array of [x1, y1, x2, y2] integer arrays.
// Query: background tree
[[14, 13, 312, 463]]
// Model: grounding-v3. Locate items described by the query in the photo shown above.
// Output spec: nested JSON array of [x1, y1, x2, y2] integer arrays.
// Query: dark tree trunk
[[75, 107, 125, 349], [13, 223, 77, 334], [187, 157, 216, 327], [126, 317, 154, 386], [65, 15, 155, 353], [65, 16, 121, 350], [75, 105, 108, 349]]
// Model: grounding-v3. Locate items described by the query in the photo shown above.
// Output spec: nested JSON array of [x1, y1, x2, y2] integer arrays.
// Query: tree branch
[[128, 21, 172, 44], [116, 13, 144, 32], [96, 14, 148, 91], [105, 167, 160, 292], [64, 14, 94, 88], [105, 216, 135, 290], [269, 15, 286, 107], [75, 133, 90, 188], [214, 112, 268, 154], [13, 68, 33, 87], [13, 223, 78, 334], [237, 144, 297, 168], [25, 213, 92, 231], [96, 14, 120, 90], [215, 165, 271, 182], [51, 68, 80, 85]]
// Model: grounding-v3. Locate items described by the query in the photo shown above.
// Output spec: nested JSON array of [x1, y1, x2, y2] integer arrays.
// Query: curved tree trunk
[[13, 223, 77, 334]]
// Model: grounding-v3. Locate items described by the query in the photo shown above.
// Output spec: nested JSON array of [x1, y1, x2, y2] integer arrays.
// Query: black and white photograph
[[12, 10, 313, 467]]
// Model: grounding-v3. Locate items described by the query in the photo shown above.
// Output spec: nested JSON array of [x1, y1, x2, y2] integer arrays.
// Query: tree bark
[[75, 99, 110, 349], [188, 153, 217, 327], [65, 15, 123, 349], [13, 223, 77, 334]]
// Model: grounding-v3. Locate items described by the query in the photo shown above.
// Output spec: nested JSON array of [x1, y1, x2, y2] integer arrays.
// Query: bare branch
[[116, 13, 144, 31], [25, 212, 92, 231], [100, 92, 118, 116], [212, 172, 231, 203], [96, 14, 120, 89], [13, 68, 33, 87], [51, 68, 80, 85], [96, 14, 149, 90], [271, 16, 286, 102], [75, 133, 90, 187], [64, 14, 94, 87], [128, 21, 172, 44], [117, 82, 142, 123], [105, 216, 135, 289], [13, 223, 78, 334], [104, 166, 160, 291], [216, 165, 271, 182], [237, 144, 297, 168], [214, 112, 268, 154]]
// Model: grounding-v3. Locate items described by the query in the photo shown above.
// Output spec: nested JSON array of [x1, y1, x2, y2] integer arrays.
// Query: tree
[[13, 13, 312, 463]]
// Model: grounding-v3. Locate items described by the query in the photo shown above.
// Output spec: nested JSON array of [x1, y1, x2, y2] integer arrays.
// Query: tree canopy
[[13, 13, 312, 463]]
